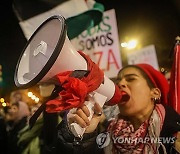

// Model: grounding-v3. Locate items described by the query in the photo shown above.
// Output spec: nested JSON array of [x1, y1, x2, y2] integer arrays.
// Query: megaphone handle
[[68, 92, 107, 138]]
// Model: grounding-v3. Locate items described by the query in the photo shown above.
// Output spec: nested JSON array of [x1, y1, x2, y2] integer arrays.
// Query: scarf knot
[[46, 51, 104, 113]]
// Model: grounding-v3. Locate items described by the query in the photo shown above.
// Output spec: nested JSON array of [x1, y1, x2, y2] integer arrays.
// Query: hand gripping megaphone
[[14, 15, 123, 137]]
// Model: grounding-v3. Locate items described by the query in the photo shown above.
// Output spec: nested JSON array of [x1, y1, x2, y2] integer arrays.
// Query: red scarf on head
[[46, 51, 104, 113]]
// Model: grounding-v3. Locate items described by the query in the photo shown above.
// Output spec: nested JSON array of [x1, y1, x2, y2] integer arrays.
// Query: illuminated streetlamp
[[35, 97, 39, 103], [0, 98, 4, 103], [2, 102, 6, 107], [121, 39, 138, 49], [27, 91, 40, 103], [121, 42, 128, 48], [28, 92, 33, 97], [127, 40, 137, 49], [31, 95, 36, 100]]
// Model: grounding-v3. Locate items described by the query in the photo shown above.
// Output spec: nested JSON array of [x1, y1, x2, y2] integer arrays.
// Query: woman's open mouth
[[119, 91, 130, 104]]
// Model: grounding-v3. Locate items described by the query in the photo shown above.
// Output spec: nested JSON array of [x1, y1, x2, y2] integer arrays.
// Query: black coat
[[56, 120, 103, 154], [0, 117, 8, 154], [7, 117, 28, 154], [159, 105, 180, 153]]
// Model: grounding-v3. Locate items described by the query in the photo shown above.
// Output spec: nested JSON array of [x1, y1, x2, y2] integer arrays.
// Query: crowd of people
[[0, 90, 63, 154], [0, 63, 180, 154]]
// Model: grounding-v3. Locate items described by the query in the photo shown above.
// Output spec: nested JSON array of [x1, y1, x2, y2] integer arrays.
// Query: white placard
[[126, 45, 159, 69], [71, 9, 122, 78]]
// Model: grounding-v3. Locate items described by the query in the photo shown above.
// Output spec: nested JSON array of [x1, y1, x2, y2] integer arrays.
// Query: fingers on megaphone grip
[[94, 102, 103, 117], [80, 104, 90, 117], [67, 112, 86, 128], [72, 114, 88, 128], [76, 107, 90, 127], [67, 102, 102, 129], [67, 104, 90, 128]]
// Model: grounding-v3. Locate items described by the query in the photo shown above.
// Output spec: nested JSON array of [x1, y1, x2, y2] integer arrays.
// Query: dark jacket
[[159, 105, 180, 153], [56, 120, 103, 154], [0, 117, 8, 154], [56, 105, 180, 154], [7, 117, 28, 154]]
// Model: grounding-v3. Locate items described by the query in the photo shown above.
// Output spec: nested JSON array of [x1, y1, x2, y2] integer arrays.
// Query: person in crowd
[[17, 104, 43, 154], [10, 90, 23, 104], [7, 100, 30, 154], [23, 84, 63, 154], [0, 108, 8, 154], [56, 63, 180, 154], [2, 106, 13, 132]]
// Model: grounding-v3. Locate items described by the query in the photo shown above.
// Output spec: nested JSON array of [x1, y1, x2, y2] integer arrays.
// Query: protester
[[3, 106, 14, 132], [0, 109, 8, 154], [17, 116, 43, 154], [7, 101, 30, 154], [56, 63, 180, 154], [10, 90, 23, 104], [17, 104, 43, 154]]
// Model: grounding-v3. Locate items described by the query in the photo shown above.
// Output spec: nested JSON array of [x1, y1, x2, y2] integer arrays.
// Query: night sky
[[97, 0, 180, 67], [0, 0, 179, 97]]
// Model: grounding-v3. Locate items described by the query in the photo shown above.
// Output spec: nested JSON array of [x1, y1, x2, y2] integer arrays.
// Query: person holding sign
[[56, 63, 180, 154]]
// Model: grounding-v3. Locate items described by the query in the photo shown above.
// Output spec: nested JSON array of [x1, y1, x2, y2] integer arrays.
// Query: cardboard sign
[[71, 9, 122, 78], [126, 45, 159, 69]]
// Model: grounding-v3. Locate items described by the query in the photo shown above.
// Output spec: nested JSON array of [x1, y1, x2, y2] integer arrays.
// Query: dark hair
[[3, 106, 11, 114], [117, 65, 155, 89], [11, 102, 19, 108]]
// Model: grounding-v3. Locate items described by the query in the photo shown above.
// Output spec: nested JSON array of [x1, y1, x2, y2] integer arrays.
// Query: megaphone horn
[[14, 15, 123, 136], [14, 15, 87, 89]]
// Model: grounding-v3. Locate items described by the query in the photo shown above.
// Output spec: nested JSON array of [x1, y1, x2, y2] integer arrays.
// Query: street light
[[2, 102, 6, 107], [28, 92, 33, 97], [127, 40, 138, 49], [27, 91, 40, 103], [0, 98, 4, 103], [121, 39, 138, 49]]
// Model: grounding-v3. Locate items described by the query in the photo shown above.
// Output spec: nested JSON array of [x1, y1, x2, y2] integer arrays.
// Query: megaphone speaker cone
[[14, 15, 87, 88]]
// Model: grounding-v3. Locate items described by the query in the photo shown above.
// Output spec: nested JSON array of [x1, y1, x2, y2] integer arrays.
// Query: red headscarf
[[136, 64, 169, 105]]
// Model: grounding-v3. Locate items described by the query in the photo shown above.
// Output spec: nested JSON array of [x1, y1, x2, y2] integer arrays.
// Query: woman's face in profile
[[116, 67, 154, 117]]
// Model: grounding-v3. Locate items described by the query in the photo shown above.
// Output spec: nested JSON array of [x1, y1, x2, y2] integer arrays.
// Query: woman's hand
[[68, 102, 104, 134]]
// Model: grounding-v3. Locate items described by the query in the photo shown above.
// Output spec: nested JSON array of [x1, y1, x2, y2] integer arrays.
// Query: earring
[[153, 97, 160, 103]]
